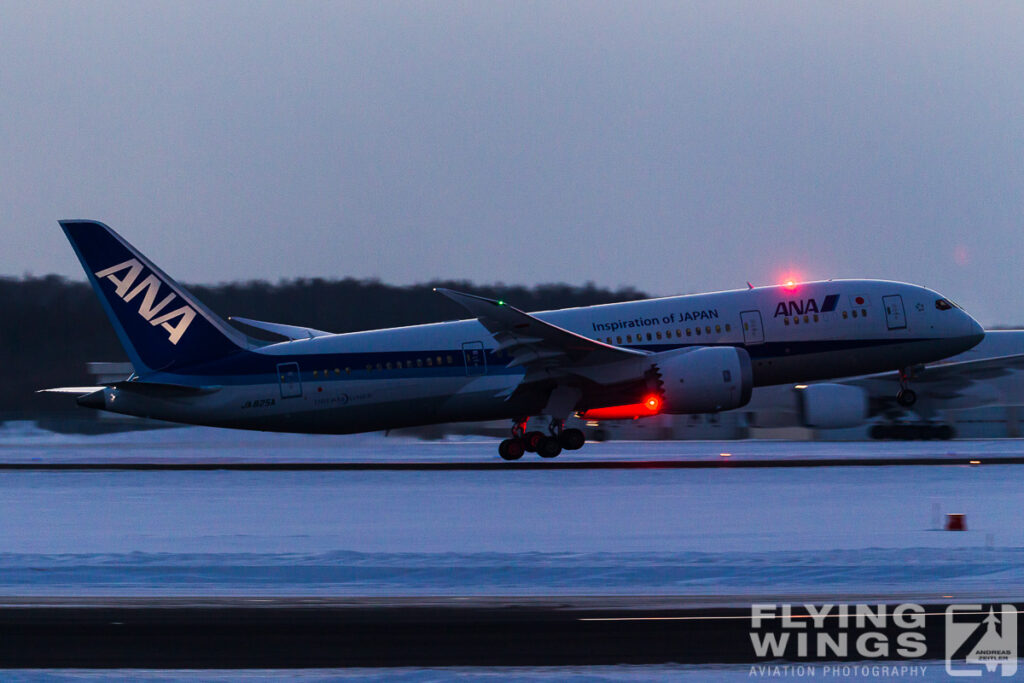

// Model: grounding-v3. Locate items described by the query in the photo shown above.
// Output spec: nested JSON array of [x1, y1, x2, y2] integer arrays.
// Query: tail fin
[[60, 220, 246, 375]]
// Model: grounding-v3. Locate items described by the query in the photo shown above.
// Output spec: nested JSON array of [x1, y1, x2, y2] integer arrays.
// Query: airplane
[[45, 220, 984, 459]]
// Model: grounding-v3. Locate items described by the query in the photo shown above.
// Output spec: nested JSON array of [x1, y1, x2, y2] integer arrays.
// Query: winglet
[[434, 287, 512, 316]]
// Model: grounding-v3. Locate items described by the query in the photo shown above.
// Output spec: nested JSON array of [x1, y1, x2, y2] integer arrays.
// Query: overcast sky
[[1, 2, 1021, 324]]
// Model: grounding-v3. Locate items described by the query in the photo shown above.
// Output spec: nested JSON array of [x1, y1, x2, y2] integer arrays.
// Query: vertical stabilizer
[[59, 220, 246, 374]]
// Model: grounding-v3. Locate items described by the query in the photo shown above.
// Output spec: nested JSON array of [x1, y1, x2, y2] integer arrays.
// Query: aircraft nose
[[965, 314, 984, 347]]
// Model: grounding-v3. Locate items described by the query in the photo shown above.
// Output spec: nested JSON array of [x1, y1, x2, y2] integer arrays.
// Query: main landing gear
[[498, 418, 586, 460]]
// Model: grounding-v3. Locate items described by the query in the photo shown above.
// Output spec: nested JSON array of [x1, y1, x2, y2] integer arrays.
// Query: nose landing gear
[[897, 368, 917, 407], [498, 418, 587, 460], [897, 389, 917, 407]]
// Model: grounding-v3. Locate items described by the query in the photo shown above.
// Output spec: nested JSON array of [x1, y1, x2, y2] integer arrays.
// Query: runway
[[1, 426, 1022, 672], [2, 596, 1018, 667], [0, 454, 1021, 470]]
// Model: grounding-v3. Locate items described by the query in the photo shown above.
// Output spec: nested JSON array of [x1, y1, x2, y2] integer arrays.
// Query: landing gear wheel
[[897, 389, 917, 407], [536, 436, 563, 459], [498, 439, 525, 461], [558, 428, 586, 451], [522, 431, 545, 453]]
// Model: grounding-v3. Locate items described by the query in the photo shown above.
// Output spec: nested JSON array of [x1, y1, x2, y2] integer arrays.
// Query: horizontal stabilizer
[[40, 382, 220, 399], [229, 316, 333, 340], [38, 386, 105, 395]]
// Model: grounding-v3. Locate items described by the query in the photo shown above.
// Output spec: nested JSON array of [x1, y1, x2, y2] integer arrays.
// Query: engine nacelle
[[655, 346, 753, 414], [796, 383, 868, 429]]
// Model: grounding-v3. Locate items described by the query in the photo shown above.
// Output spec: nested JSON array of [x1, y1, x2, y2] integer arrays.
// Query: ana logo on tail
[[94, 259, 196, 345]]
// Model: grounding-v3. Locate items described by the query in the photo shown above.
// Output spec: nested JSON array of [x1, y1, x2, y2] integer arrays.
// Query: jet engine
[[796, 383, 868, 429], [653, 346, 753, 414]]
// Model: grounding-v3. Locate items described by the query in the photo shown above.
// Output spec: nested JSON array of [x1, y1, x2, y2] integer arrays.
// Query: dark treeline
[[1, 275, 646, 414]]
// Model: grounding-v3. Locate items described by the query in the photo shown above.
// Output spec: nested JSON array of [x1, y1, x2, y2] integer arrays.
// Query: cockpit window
[[935, 299, 953, 311]]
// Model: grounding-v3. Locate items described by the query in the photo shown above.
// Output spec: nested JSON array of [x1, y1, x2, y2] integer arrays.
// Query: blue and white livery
[[47, 220, 984, 459]]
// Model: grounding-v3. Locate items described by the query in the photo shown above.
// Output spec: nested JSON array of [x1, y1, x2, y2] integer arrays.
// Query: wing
[[435, 289, 651, 403], [836, 352, 1024, 420], [848, 353, 1024, 401]]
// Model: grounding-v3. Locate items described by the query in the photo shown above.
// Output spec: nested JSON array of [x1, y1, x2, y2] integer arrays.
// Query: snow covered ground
[[1, 420, 1023, 463], [0, 425, 1021, 599]]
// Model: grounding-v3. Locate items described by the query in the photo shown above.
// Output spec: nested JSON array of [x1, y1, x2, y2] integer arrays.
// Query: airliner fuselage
[[52, 221, 984, 459]]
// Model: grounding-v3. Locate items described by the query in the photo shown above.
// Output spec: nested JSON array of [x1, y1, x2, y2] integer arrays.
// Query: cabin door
[[462, 341, 487, 376], [883, 295, 907, 330], [740, 310, 765, 345], [277, 362, 303, 398]]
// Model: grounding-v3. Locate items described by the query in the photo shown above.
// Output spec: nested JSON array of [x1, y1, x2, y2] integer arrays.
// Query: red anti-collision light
[[578, 395, 663, 420]]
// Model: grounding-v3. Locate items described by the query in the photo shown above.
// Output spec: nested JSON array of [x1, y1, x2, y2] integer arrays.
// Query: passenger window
[[852, 310, 858, 318], [386, 362, 392, 370], [715, 325, 721, 333], [416, 359, 422, 367], [446, 355, 454, 364], [617, 336, 622, 344], [426, 358, 433, 366], [842, 311, 848, 319], [705, 326, 711, 334], [376, 363, 382, 370], [813, 314, 819, 323], [656, 331, 662, 340], [686, 329, 692, 336], [725, 324, 731, 332], [365, 364, 373, 371], [695, 328, 701, 335], [626, 334, 632, 343], [803, 315, 809, 323], [861, 309, 867, 317], [646, 333, 653, 341], [794, 317, 799, 325]]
